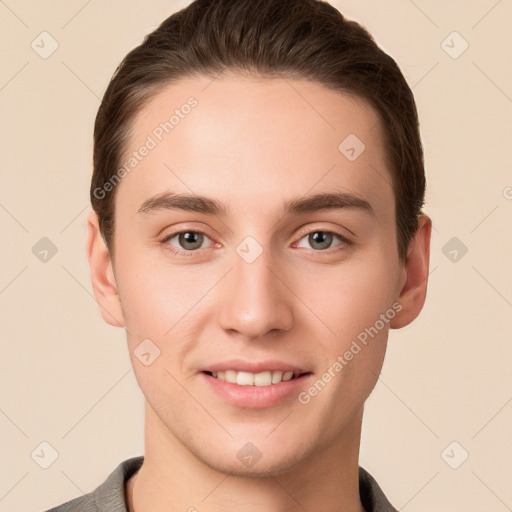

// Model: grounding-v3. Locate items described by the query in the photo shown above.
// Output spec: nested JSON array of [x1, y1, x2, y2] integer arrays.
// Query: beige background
[[1, 0, 511, 511]]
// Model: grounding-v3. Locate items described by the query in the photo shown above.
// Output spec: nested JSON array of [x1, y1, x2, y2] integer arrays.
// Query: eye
[[293, 229, 352, 251], [161, 230, 213, 255], [159, 227, 352, 257]]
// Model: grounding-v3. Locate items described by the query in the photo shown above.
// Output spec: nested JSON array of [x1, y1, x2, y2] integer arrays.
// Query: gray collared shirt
[[42, 455, 398, 511]]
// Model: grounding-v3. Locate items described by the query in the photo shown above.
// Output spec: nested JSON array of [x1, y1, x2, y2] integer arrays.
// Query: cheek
[[294, 252, 397, 401], [115, 251, 202, 332], [297, 257, 398, 341], [115, 252, 214, 378]]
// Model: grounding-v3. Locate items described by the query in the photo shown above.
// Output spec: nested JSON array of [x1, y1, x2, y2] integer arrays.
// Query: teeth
[[282, 371, 293, 381], [254, 371, 271, 386], [209, 370, 299, 385], [237, 371, 255, 386], [224, 370, 237, 383], [271, 371, 283, 384]]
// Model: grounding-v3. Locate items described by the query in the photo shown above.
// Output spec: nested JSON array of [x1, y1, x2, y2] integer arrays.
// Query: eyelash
[[159, 227, 353, 257]]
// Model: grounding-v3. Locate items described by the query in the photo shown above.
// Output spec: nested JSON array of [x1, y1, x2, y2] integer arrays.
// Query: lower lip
[[200, 372, 313, 408]]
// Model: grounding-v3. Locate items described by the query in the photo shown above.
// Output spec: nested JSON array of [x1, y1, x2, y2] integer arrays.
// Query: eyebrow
[[137, 191, 375, 217]]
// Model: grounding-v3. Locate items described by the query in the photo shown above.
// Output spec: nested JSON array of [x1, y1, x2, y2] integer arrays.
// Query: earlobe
[[85, 209, 125, 328], [390, 214, 432, 329]]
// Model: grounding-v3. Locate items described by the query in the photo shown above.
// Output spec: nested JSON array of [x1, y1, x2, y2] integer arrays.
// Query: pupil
[[310, 231, 331, 250], [181, 232, 202, 250]]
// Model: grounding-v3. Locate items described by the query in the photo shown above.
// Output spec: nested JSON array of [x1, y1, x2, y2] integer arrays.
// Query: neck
[[127, 402, 367, 512]]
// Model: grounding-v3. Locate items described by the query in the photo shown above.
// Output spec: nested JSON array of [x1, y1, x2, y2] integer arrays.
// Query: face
[[89, 74, 425, 477]]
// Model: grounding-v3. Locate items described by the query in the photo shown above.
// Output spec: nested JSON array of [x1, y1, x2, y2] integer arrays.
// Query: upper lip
[[201, 359, 309, 375]]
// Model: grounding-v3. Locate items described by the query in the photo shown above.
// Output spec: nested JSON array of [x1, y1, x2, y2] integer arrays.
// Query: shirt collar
[[91, 456, 397, 512]]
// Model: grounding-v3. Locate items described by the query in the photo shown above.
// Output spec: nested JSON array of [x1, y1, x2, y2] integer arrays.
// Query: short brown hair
[[91, 0, 426, 262]]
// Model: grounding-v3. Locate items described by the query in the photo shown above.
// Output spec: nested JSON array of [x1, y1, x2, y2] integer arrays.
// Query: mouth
[[199, 359, 313, 407], [200, 368, 314, 408], [202, 370, 309, 386]]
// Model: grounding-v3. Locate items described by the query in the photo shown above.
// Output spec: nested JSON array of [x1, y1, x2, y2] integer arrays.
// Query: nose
[[217, 241, 294, 340]]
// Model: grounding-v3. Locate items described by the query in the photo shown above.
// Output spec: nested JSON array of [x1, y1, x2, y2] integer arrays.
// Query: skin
[[86, 74, 431, 512]]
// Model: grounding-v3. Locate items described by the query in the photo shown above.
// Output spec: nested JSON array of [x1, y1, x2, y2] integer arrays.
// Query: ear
[[85, 209, 125, 327], [390, 214, 432, 329]]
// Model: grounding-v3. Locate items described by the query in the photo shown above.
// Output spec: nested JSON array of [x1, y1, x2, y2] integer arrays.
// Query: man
[[45, 0, 431, 510]]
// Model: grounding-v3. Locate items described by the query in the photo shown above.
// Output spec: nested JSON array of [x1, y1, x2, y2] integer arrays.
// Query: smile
[[204, 370, 302, 386]]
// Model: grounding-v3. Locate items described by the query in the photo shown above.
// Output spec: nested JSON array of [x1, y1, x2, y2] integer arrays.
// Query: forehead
[[115, 74, 393, 220]]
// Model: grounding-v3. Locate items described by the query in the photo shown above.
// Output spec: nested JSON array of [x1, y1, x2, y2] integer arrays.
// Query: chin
[[203, 453, 305, 479], [192, 437, 314, 479]]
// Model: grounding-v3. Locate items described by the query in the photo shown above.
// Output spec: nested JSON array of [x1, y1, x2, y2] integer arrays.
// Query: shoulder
[[40, 493, 95, 512], [358, 465, 399, 512], [39, 455, 144, 512]]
